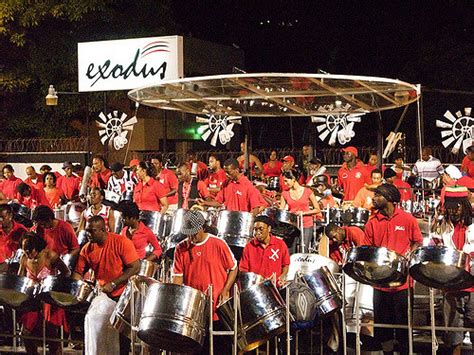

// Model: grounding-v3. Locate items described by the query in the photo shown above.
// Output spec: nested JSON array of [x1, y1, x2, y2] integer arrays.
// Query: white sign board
[[78, 35, 183, 92]]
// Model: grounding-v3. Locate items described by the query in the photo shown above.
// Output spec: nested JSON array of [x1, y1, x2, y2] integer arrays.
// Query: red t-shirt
[[57, 175, 81, 200], [393, 179, 412, 202], [17, 188, 51, 209], [461, 156, 474, 178], [44, 188, 64, 208], [24, 175, 44, 191], [121, 222, 162, 259], [205, 169, 227, 196], [215, 175, 262, 212], [75, 233, 139, 297], [239, 235, 290, 284], [263, 161, 283, 177], [282, 187, 320, 227], [329, 226, 365, 265], [133, 178, 167, 211], [158, 169, 179, 205], [90, 169, 112, 190], [447, 224, 474, 293], [1, 176, 22, 199], [0, 221, 27, 263], [37, 220, 79, 256], [364, 207, 423, 292], [337, 161, 371, 201], [173, 235, 237, 319]]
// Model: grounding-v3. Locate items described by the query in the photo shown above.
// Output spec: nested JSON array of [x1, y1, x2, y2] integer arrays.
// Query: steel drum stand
[[429, 287, 439, 354], [297, 214, 305, 254], [208, 284, 239, 355]]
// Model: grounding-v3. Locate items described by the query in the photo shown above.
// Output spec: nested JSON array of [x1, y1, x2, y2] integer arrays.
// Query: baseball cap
[[282, 155, 295, 163], [62, 162, 73, 169], [341, 146, 358, 157], [445, 165, 462, 180], [110, 162, 124, 173], [129, 159, 140, 167]]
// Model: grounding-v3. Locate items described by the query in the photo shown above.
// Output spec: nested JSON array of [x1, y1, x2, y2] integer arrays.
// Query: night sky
[[172, 1, 473, 149]]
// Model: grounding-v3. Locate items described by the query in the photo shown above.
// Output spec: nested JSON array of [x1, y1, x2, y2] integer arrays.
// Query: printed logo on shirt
[[341, 173, 348, 179], [196, 251, 202, 256], [269, 248, 280, 261], [355, 172, 362, 179], [394, 226, 405, 231], [236, 190, 242, 196]]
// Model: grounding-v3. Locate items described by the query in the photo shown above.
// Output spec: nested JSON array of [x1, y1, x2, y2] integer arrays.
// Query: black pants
[[198, 320, 231, 355], [373, 288, 409, 354]]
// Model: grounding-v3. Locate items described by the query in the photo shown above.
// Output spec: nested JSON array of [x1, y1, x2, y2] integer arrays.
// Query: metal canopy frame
[[128, 73, 419, 117]]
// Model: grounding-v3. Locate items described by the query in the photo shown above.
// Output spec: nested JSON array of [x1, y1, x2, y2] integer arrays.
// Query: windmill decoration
[[196, 114, 242, 146], [96, 110, 138, 150], [436, 107, 473, 154], [311, 102, 366, 146]]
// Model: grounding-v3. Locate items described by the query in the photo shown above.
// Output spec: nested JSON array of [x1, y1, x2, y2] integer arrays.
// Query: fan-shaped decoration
[[436, 107, 473, 154], [311, 104, 366, 146], [96, 110, 138, 150], [196, 114, 241, 146]]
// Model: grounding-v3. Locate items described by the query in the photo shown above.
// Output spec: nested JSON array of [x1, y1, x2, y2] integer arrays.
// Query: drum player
[[197, 158, 264, 214], [176, 163, 209, 209], [172, 210, 237, 354], [204, 154, 227, 197], [430, 185, 473, 355], [363, 183, 423, 355], [118, 201, 162, 261], [325, 223, 365, 266], [337, 146, 371, 203], [239, 215, 290, 287], [72, 215, 140, 355]]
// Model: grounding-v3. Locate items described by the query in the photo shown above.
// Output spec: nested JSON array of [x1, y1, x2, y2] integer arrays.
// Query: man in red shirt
[[0, 204, 27, 264], [205, 154, 227, 197], [151, 155, 179, 211], [73, 215, 140, 354], [239, 215, 290, 286], [363, 183, 423, 355], [119, 201, 162, 261], [16, 183, 51, 209], [176, 163, 209, 209], [1, 165, 22, 199], [461, 144, 474, 178], [383, 169, 412, 206], [186, 151, 208, 181], [24, 166, 43, 191], [337, 146, 371, 202], [90, 155, 112, 190], [32, 205, 79, 259], [198, 158, 263, 214], [172, 210, 237, 353], [325, 223, 365, 266], [57, 162, 81, 202]]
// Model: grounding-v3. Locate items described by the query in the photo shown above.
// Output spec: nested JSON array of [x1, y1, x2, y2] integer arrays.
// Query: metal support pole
[[131, 281, 136, 355], [298, 213, 305, 253], [286, 285, 291, 355], [233, 284, 239, 355], [354, 282, 361, 355], [415, 84, 423, 160], [295, 330, 299, 355], [42, 312, 47, 355], [408, 284, 414, 355], [209, 285, 214, 355], [429, 288, 438, 354], [12, 309, 17, 351], [341, 273, 347, 355]]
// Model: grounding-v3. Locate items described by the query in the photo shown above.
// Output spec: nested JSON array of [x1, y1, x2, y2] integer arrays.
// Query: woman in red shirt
[[133, 161, 169, 214], [263, 150, 283, 177], [280, 170, 322, 253], [43, 172, 64, 208], [1, 164, 22, 199]]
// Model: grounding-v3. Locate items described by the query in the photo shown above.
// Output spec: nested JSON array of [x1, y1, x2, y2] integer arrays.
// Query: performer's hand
[[196, 198, 205, 206], [218, 289, 230, 304], [101, 282, 115, 294], [278, 275, 287, 286]]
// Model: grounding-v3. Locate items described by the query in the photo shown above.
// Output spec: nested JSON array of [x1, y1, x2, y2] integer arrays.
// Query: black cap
[[110, 162, 124, 172], [62, 161, 73, 169], [383, 168, 397, 180], [254, 215, 274, 227]]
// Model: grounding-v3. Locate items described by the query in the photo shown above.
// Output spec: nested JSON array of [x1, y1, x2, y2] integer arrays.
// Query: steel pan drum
[[217, 210, 254, 248], [287, 253, 340, 281], [260, 208, 300, 238], [139, 260, 159, 279], [343, 275, 374, 336], [341, 207, 370, 227], [113, 210, 123, 234], [77, 230, 89, 247], [0, 274, 38, 308], [409, 246, 474, 290], [38, 276, 95, 307], [54, 208, 65, 221], [327, 208, 343, 226], [267, 176, 280, 191], [217, 280, 286, 352], [138, 283, 209, 352], [238, 272, 265, 290], [158, 213, 174, 240], [302, 266, 342, 316], [343, 246, 408, 287], [65, 202, 86, 228], [140, 210, 163, 237], [111, 275, 158, 338]]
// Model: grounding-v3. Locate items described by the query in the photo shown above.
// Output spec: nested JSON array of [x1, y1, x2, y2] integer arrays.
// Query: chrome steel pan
[[0, 274, 39, 308], [238, 272, 266, 290], [38, 276, 95, 307], [162, 209, 188, 257], [260, 208, 300, 239], [138, 260, 159, 279], [217, 280, 286, 352], [287, 253, 340, 281], [110, 275, 158, 338], [409, 246, 474, 291], [217, 210, 254, 248], [341, 207, 370, 227], [139, 210, 163, 237], [302, 266, 342, 316], [138, 283, 209, 353], [267, 177, 280, 191], [343, 246, 408, 287]]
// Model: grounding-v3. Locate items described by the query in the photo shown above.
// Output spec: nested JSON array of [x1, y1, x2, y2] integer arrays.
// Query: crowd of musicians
[[0, 143, 472, 354]]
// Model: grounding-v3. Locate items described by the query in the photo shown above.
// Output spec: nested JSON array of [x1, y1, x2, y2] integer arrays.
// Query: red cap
[[342, 146, 358, 157], [282, 155, 295, 162], [129, 159, 140, 167]]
